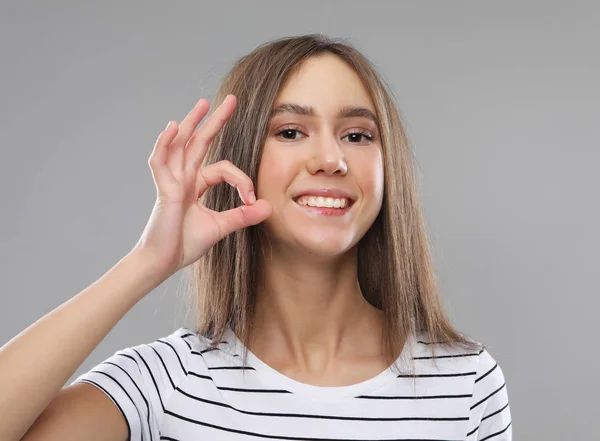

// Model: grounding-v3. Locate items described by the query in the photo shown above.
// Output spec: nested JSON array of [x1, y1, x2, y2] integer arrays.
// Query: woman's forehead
[[274, 55, 375, 112]]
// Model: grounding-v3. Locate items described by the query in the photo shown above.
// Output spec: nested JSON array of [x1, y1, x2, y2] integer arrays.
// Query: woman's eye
[[275, 128, 306, 140], [274, 128, 375, 143], [342, 131, 374, 144]]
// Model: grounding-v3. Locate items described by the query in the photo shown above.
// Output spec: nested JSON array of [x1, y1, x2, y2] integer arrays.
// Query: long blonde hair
[[184, 34, 480, 371]]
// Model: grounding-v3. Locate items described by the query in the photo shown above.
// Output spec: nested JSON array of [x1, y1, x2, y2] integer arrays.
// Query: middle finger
[[167, 98, 211, 175], [184, 94, 237, 171], [173, 98, 211, 150]]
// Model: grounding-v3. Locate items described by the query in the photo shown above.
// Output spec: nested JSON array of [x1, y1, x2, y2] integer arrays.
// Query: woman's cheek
[[256, 144, 294, 201]]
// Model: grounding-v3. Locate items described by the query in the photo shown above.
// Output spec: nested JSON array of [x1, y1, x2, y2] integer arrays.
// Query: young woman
[[0, 34, 512, 441]]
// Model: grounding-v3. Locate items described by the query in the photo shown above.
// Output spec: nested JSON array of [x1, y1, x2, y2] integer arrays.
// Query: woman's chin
[[290, 230, 358, 258], [261, 217, 363, 259]]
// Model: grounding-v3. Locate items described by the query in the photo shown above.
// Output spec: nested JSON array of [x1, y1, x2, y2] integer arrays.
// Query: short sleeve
[[466, 348, 512, 440], [70, 328, 193, 441]]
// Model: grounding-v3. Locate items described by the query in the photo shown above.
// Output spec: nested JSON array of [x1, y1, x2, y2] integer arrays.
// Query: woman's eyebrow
[[269, 103, 379, 126]]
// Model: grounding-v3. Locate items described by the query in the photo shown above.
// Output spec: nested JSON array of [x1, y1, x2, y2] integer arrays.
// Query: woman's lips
[[293, 198, 355, 217]]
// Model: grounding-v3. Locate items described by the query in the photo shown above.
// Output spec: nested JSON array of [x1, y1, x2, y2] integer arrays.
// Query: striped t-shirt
[[72, 327, 512, 441]]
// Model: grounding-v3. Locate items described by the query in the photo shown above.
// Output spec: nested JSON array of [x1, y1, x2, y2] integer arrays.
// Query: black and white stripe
[[72, 328, 511, 441]]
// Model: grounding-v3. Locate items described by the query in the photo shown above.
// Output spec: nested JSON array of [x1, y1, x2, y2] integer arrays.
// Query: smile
[[295, 195, 351, 209], [292, 195, 355, 216]]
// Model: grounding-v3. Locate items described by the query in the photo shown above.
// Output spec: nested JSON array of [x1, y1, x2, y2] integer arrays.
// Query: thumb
[[215, 199, 273, 239]]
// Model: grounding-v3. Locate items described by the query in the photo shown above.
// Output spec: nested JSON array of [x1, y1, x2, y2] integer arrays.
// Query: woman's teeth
[[296, 196, 350, 208]]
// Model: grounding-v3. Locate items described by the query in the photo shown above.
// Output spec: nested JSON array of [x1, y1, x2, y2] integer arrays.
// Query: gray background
[[1, 2, 598, 439]]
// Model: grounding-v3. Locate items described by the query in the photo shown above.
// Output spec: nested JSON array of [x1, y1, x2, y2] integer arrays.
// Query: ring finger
[[185, 94, 237, 172], [167, 98, 211, 177]]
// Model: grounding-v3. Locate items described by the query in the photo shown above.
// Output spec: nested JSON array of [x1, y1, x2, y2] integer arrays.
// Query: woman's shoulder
[[135, 326, 236, 363], [70, 328, 240, 440], [73, 327, 220, 385], [411, 330, 502, 375], [123, 327, 203, 366], [152, 326, 243, 368], [410, 331, 510, 409]]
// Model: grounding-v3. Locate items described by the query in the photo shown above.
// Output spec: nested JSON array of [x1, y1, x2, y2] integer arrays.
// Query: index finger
[[184, 94, 237, 171]]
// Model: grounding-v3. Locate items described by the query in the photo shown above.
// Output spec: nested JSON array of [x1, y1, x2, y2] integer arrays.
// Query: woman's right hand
[[131, 94, 272, 279]]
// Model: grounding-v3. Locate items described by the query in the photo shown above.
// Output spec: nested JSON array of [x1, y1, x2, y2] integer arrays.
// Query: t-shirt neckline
[[223, 326, 415, 401]]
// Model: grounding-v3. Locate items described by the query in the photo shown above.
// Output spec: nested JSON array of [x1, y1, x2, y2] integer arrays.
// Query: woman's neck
[[250, 247, 384, 373]]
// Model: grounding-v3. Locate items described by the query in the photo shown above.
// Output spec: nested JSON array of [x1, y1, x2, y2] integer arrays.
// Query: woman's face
[[256, 54, 384, 258]]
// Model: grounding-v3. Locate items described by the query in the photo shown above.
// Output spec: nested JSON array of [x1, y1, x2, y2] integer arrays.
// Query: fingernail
[[248, 191, 256, 204], [165, 121, 172, 130]]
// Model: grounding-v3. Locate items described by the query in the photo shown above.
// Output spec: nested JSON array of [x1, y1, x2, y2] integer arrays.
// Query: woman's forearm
[[0, 251, 168, 441]]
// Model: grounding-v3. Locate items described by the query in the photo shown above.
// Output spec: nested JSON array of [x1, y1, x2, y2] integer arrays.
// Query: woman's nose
[[306, 136, 348, 176]]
